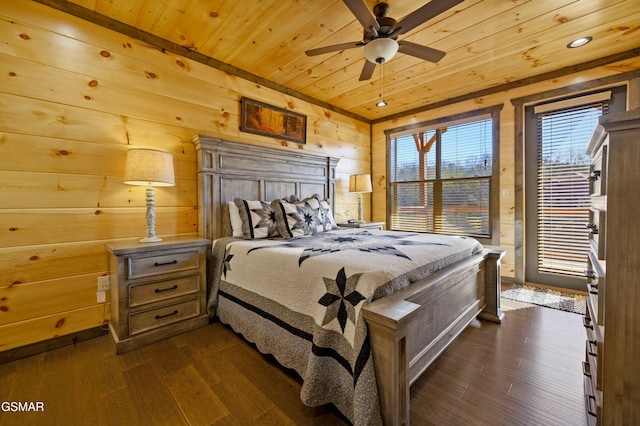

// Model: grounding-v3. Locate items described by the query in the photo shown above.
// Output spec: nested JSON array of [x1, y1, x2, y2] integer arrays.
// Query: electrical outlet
[[98, 275, 110, 291]]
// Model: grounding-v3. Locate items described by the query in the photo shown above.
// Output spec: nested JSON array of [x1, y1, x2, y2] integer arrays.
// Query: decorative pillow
[[228, 201, 244, 238], [233, 198, 280, 239], [310, 193, 337, 231], [271, 198, 324, 238]]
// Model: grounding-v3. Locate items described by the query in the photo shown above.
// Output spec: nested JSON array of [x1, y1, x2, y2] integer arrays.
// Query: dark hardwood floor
[[0, 300, 586, 425]]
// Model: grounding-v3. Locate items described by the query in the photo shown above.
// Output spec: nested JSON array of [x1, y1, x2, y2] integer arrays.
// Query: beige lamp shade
[[349, 174, 372, 193], [124, 148, 175, 187]]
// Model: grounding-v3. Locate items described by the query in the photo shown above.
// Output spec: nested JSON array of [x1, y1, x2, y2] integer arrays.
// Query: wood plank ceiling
[[48, 0, 640, 122]]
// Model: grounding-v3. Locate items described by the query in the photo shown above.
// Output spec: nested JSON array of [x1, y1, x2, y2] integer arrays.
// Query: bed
[[193, 135, 505, 425]]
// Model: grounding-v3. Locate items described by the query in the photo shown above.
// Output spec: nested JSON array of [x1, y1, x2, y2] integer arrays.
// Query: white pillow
[[228, 201, 244, 238]]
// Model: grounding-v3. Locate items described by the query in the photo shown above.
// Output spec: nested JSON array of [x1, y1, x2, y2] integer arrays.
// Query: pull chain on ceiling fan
[[376, 61, 387, 107], [305, 0, 463, 82]]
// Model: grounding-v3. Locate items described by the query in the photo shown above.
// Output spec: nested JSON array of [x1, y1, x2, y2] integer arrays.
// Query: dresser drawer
[[129, 298, 200, 335], [587, 208, 606, 260], [585, 340, 602, 391], [127, 250, 200, 280], [586, 251, 605, 327], [129, 275, 200, 308], [589, 143, 606, 196], [583, 373, 600, 426]]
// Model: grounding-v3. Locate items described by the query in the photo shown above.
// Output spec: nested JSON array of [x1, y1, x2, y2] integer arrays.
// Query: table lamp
[[349, 174, 372, 223], [124, 148, 175, 242]]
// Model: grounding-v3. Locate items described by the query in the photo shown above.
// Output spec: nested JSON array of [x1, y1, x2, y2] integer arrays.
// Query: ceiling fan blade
[[398, 41, 446, 63], [343, 0, 379, 33], [359, 60, 376, 81], [395, 0, 464, 35], [305, 41, 363, 56]]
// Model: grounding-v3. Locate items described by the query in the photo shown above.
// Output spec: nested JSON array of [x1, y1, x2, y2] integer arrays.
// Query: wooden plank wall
[[0, 2, 370, 352], [371, 57, 640, 282]]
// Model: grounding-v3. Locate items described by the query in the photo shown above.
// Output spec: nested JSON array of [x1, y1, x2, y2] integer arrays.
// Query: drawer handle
[[584, 270, 596, 280], [154, 260, 178, 267], [155, 310, 178, 320], [154, 284, 178, 293], [583, 316, 593, 330], [582, 361, 591, 378], [587, 170, 601, 181]]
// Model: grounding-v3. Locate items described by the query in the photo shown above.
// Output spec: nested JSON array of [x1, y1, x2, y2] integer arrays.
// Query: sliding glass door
[[524, 87, 625, 290]]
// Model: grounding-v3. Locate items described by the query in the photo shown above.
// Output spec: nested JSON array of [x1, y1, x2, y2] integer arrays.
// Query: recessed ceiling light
[[567, 36, 592, 48], [376, 100, 387, 107]]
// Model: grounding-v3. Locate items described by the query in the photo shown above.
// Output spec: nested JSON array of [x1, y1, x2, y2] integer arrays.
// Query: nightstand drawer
[[127, 250, 200, 280], [129, 275, 200, 308], [129, 298, 200, 335]]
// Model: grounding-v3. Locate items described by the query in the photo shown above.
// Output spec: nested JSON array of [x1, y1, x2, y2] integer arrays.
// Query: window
[[386, 106, 501, 244]]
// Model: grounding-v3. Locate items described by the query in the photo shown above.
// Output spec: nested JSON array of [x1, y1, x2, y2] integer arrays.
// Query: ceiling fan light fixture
[[364, 38, 399, 64]]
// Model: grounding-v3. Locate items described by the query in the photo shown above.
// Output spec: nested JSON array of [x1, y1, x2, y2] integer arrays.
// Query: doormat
[[501, 284, 586, 315]]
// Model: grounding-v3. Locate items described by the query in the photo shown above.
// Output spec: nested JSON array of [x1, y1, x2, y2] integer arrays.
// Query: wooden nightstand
[[337, 221, 385, 230], [107, 237, 211, 353]]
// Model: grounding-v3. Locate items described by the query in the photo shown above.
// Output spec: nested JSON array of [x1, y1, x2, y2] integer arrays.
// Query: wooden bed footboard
[[363, 249, 505, 426]]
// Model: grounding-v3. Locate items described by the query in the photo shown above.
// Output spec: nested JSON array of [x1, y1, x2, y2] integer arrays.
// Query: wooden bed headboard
[[192, 135, 339, 241]]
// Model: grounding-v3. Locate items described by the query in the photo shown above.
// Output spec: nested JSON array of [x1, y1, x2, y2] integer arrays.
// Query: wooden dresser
[[107, 237, 210, 353], [583, 109, 640, 425]]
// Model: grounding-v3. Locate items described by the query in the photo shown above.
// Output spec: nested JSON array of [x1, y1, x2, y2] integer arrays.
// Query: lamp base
[[139, 236, 163, 243]]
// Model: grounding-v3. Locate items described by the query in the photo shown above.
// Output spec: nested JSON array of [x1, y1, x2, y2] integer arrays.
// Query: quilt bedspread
[[208, 229, 482, 425]]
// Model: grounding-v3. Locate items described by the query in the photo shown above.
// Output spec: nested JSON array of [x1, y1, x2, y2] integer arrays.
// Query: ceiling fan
[[305, 0, 463, 81]]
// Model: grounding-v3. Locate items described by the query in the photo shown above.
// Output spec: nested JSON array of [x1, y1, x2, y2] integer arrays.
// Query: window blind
[[389, 118, 492, 237], [536, 101, 608, 277]]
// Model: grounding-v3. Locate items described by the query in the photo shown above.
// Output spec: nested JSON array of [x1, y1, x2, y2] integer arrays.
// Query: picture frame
[[240, 97, 307, 144]]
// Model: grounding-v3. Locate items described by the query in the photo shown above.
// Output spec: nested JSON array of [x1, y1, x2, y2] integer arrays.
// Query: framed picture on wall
[[241, 97, 307, 144]]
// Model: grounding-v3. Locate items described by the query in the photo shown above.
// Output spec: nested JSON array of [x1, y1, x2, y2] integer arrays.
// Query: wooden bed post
[[478, 249, 505, 323], [363, 301, 419, 425]]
